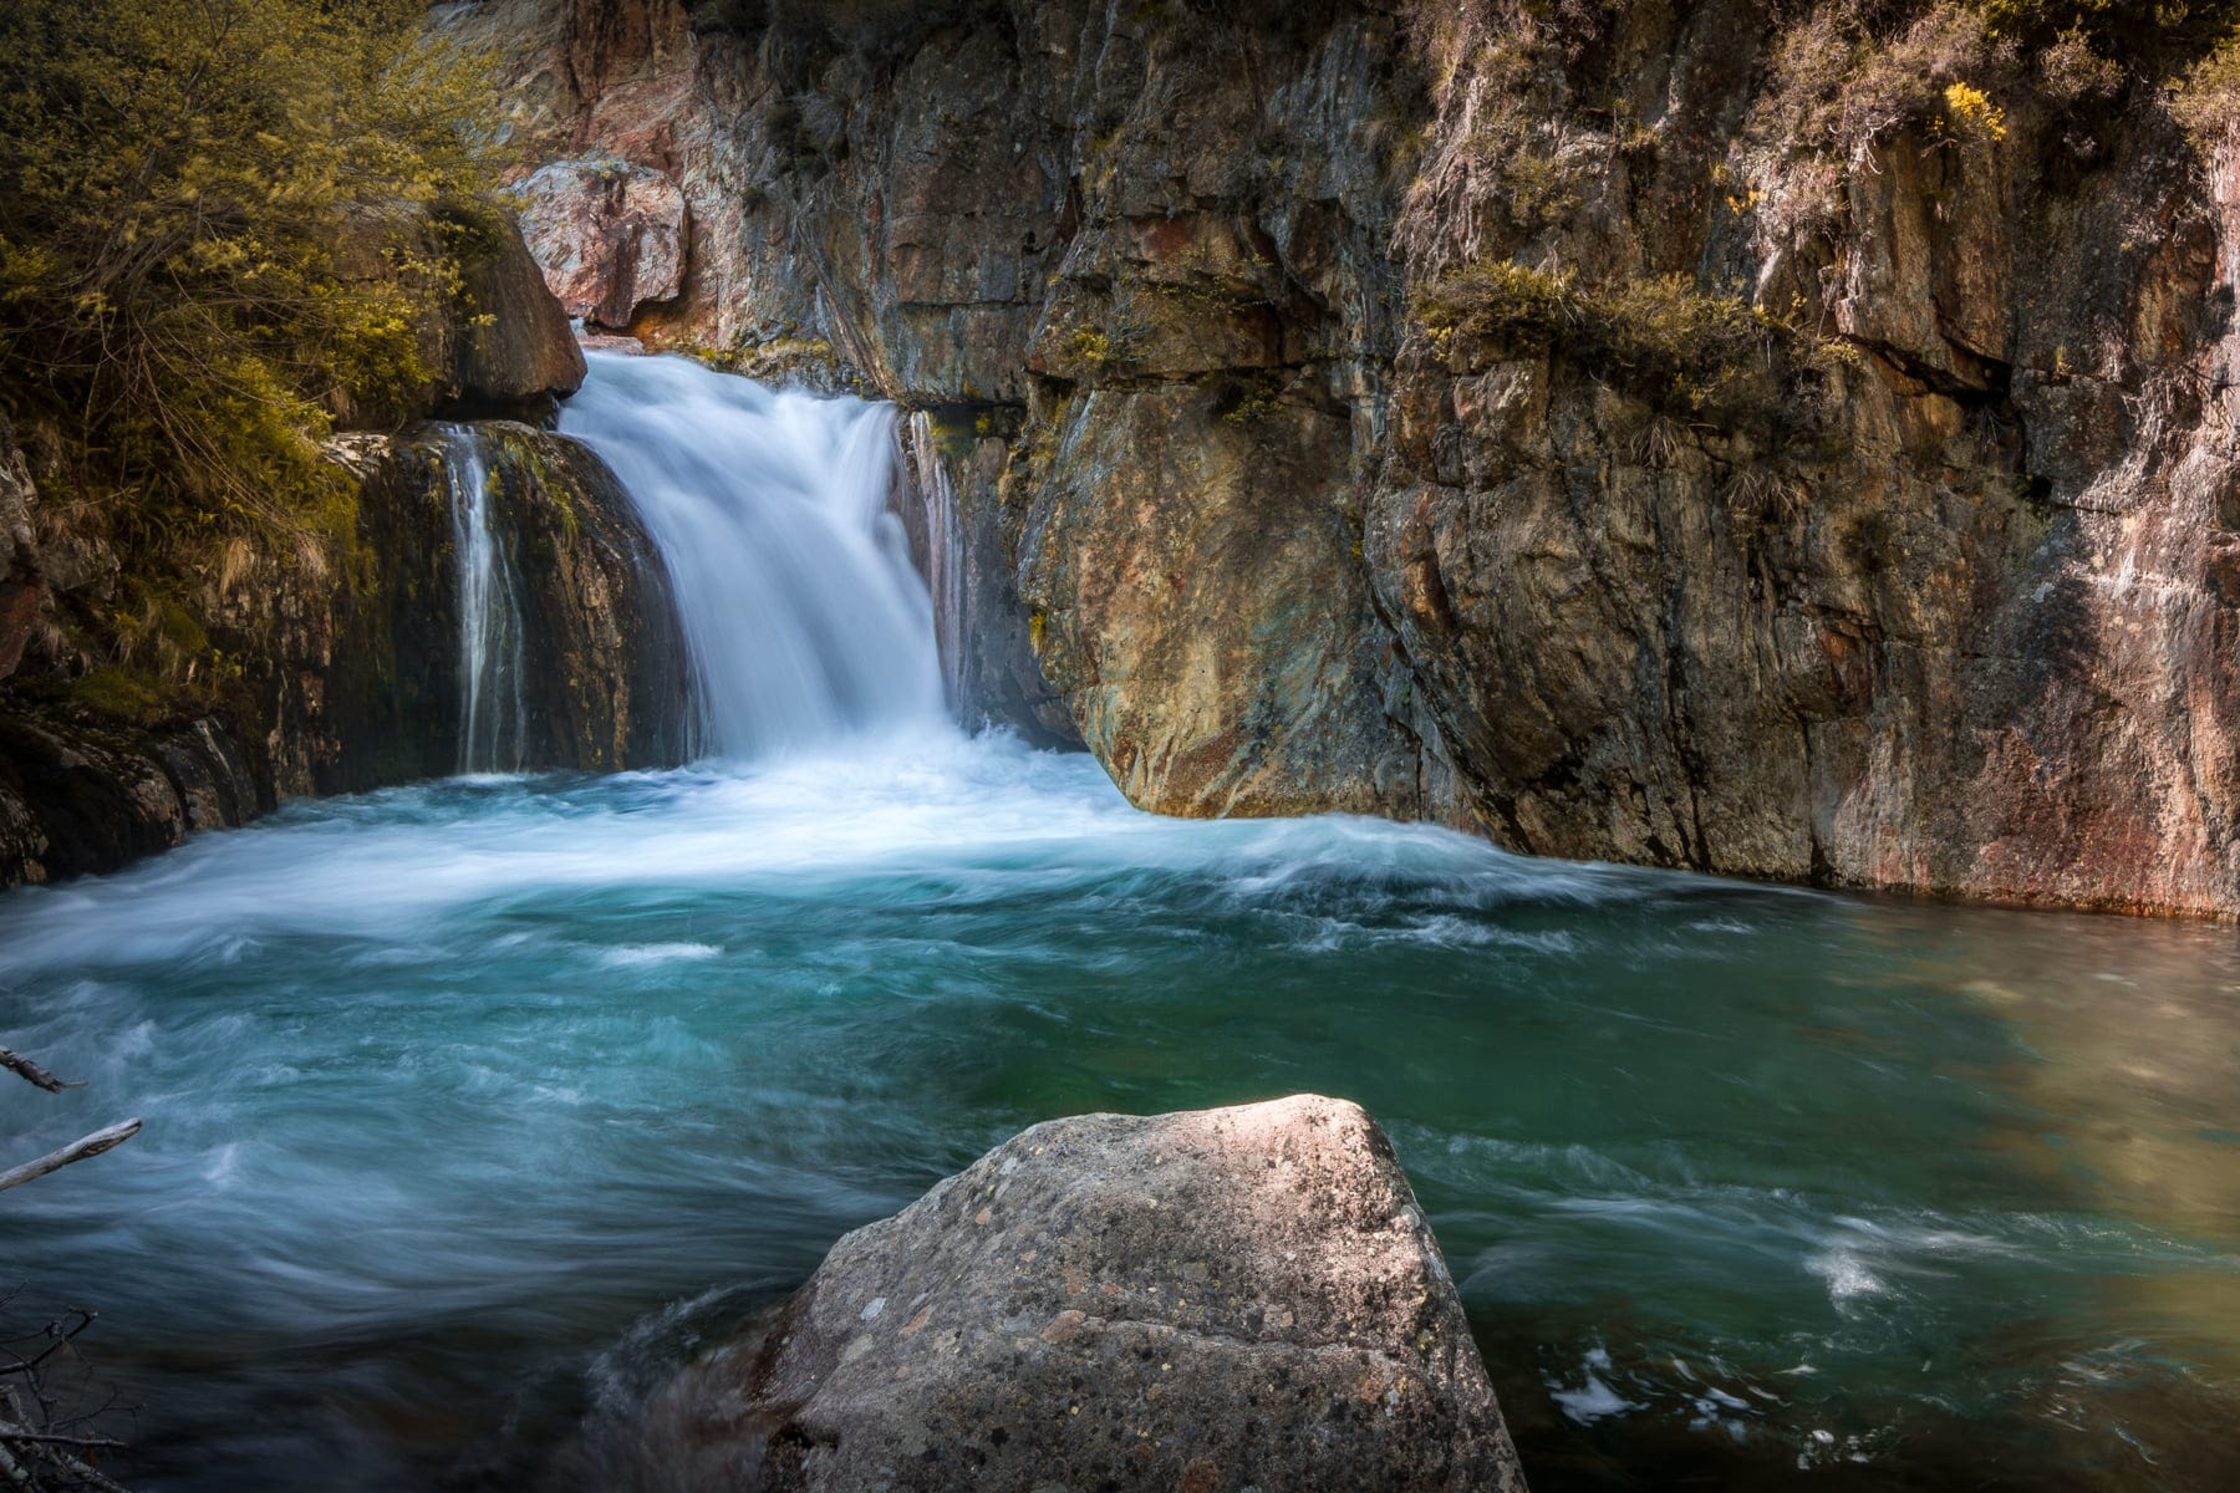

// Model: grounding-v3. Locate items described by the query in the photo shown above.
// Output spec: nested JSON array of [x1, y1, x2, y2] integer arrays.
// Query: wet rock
[[0, 713, 261, 887], [516, 156, 689, 329], [595, 1095, 1527, 1493], [896, 414, 1080, 749], [0, 418, 688, 888], [314, 424, 690, 793]]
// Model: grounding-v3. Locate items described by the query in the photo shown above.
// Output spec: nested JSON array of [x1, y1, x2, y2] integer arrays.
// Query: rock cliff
[[475, 0, 2240, 915], [0, 201, 691, 888], [0, 417, 687, 887]]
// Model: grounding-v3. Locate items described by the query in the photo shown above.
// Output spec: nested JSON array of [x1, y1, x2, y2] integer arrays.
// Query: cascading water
[[438, 425, 528, 774], [902, 409, 968, 716], [4, 353, 2240, 1493], [557, 353, 947, 761]]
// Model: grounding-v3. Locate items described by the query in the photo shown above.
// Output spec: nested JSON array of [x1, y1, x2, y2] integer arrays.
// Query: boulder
[[515, 157, 689, 330], [446, 205, 590, 417], [599, 1095, 1527, 1493]]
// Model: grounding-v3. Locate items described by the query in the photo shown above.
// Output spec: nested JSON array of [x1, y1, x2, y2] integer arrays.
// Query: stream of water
[[2, 357, 2236, 1491]]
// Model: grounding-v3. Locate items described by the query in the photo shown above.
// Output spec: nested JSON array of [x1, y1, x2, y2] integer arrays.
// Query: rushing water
[[556, 354, 944, 760], [438, 426, 528, 776], [3, 358, 2238, 1492]]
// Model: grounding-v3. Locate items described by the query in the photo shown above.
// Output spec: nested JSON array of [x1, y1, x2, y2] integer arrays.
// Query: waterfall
[[437, 425, 528, 774], [902, 411, 968, 716], [557, 353, 946, 761]]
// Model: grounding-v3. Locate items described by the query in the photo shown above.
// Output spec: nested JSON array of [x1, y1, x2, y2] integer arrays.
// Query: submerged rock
[[583, 1095, 1526, 1492]]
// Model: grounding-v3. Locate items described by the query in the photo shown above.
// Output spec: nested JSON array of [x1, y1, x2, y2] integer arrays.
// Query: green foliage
[[1971, 0, 2236, 48], [1215, 372, 1286, 426], [1414, 261, 1845, 425], [2172, 33, 2240, 153], [1754, 1, 2240, 170], [0, 0, 499, 562], [70, 665, 168, 724], [1414, 261, 1573, 346]]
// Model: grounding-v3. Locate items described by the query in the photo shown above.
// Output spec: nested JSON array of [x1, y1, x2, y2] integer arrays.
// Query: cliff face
[[0, 420, 687, 887], [0, 202, 690, 888], [482, 0, 2240, 915]]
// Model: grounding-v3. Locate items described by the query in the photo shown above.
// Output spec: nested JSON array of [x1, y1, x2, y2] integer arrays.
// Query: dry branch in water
[[1, 1044, 141, 1488], [0, 1053, 76, 1096], [0, 1123, 142, 1199]]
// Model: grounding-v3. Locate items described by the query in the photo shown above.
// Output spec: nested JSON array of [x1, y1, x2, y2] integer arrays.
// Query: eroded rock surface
[[0, 419, 687, 887], [517, 157, 690, 328], [460, 0, 2240, 916], [579, 1095, 1525, 1493]]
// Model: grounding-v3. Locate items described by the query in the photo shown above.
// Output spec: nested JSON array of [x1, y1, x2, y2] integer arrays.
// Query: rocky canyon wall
[[473, 0, 2240, 917], [0, 220, 687, 886]]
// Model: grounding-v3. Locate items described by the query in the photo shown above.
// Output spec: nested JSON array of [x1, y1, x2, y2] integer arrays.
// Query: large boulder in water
[[600, 1095, 1527, 1492]]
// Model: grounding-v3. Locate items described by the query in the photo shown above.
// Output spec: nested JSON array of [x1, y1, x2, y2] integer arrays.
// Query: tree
[[0, 0, 500, 586]]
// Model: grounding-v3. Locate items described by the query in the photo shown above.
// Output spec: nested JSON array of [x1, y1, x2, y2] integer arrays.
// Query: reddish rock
[[515, 157, 688, 329]]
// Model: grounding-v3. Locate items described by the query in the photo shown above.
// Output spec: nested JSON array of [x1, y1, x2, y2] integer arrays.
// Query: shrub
[[2173, 34, 2240, 154], [1413, 260, 1841, 425], [0, 0, 498, 561]]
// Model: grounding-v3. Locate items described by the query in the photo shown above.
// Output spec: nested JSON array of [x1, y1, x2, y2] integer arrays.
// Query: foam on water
[[4, 356, 2240, 1491], [558, 353, 945, 760]]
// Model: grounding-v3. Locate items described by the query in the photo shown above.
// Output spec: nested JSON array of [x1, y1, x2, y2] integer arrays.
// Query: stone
[[584, 1095, 1527, 1493], [0, 421, 690, 889], [314, 424, 690, 794], [446, 205, 589, 417], [0, 416, 47, 684], [69, 0, 2240, 915], [515, 156, 689, 329]]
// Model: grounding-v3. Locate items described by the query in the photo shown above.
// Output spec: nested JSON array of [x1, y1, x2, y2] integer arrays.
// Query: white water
[[439, 425, 528, 774], [557, 353, 946, 761], [6, 358, 2240, 1491]]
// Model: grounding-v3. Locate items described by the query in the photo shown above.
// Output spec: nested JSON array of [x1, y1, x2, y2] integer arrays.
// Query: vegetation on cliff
[[0, 0, 498, 713]]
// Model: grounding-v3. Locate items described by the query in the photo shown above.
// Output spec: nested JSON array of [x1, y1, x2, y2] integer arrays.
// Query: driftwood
[[0, 1053, 75, 1096], [0, 1123, 141, 1198], [1, 1043, 140, 1489], [0, 1310, 133, 1493]]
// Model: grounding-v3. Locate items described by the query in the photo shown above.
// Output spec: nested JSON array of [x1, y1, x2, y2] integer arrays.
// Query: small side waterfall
[[436, 426, 528, 774], [557, 353, 946, 760], [901, 411, 968, 716]]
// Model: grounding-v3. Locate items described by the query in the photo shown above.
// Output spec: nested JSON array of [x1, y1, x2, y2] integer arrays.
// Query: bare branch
[[0, 1424, 126, 1451], [0, 1050, 80, 1095], [0, 1122, 143, 1196]]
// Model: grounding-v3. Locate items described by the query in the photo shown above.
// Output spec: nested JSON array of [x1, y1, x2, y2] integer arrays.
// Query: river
[[1, 356, 2235, 1491]]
